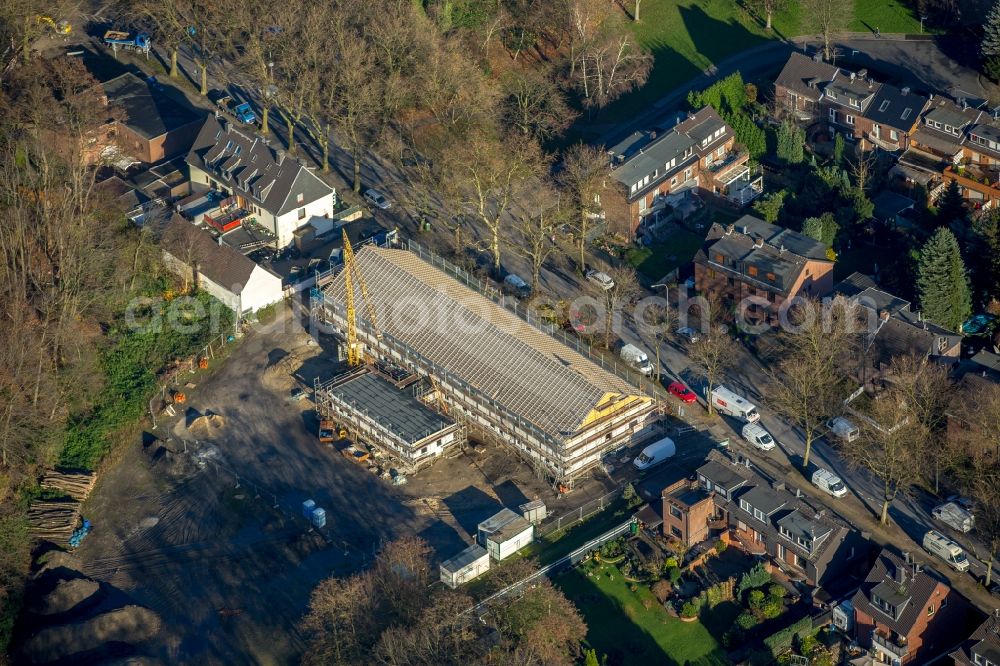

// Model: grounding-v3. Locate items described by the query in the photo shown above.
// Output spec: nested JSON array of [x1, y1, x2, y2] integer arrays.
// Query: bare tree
[[559, 142, 608, 271], [598, 266, 640, 349], [803, 0, 853, 61], [638, 301, 673, 383], [767, 296, 858, 468], [501, 67, 578, 142], [687, 300, 738, 415], [509, 186, 566, 292], [131, 0, 195, 79], [842, 393, 923, 525], [748, 0, 789, 30], [571, 27, 652, 109]]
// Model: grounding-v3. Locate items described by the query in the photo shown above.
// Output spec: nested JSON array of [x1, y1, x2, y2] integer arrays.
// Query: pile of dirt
[[262, 352, 301, 391], [29, 578, 101, 616], [24, 605, 162, 664], [34, 551, 83, 578], [187, 413, 225, 438]]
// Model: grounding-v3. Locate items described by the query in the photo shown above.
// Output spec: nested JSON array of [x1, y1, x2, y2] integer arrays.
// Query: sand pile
[[187, 413, 225, 438]]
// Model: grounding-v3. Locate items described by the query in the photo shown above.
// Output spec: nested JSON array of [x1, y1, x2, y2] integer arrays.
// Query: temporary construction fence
[[148, 331, 236, 428], [534, 487, 624, 540]]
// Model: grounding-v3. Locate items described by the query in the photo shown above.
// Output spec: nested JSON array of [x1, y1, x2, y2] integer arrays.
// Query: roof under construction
[[323, 247, 644, 439]]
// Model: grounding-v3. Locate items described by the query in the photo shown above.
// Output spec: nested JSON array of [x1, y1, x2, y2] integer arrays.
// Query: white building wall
[[274, 193, 335, 247], [239, 266, 284, 312], [162, 250, 240, 311], [488, 524, 534, 561]]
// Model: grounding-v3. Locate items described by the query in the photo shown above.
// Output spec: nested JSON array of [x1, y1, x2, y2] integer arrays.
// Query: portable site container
[[302, 499, 316, 519], [439, 544, 491, 588], [519, 500, 547, 524], [311, 507, 326, 528], [486, 516, 534, 561]]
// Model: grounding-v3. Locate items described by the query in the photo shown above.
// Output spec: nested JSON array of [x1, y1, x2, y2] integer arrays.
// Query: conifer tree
[[917, 227, 972, 331], [983, 0, 1000, 80], [935, 179, 967, 228], [776, 119, 805, 164]]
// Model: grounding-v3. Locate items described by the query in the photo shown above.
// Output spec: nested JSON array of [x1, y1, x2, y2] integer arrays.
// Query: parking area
[[74, 302, 643, 663]]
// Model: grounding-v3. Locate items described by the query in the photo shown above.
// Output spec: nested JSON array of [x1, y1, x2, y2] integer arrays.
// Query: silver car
[[676, 327, 701, 343], [364, 188, 391, 210], [585, 268, 615, 291]]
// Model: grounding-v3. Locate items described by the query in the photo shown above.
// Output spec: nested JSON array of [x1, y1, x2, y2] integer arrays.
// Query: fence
[[148, 331, 236, 428], [535, 487, 624, 539], [405, 240, 667, 400], [469, 518, 634, 616]]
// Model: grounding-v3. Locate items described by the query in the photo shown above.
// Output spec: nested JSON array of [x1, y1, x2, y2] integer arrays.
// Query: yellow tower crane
[[341, 229, 382, 366]]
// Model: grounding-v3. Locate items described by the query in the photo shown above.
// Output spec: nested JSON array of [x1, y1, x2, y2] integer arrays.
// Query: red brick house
[[693, 214, 834, 324], [852, 548, 966, 664], [774, 52, 839, 121], [606, 106, 761, 236]]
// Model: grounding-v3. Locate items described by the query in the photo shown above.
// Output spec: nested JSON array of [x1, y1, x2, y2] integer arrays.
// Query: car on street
[[667, 382, 697, 403], [364, 188, 392, 210], [742, 422, 775, 451], [585, 268, 614, 290], [676, 326, 701, 344]]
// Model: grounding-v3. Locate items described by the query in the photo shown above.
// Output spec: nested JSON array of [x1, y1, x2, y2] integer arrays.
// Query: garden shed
[[439, 544, 490, 589]]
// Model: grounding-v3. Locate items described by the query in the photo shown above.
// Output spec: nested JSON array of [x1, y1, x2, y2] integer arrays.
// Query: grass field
[[598, 0, 927, 121], [625, 227, 704, 280], [556, 562, 737, 665]]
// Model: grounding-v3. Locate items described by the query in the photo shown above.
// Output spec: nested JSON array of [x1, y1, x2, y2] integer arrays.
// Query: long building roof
[[324, 247, 644, 439]]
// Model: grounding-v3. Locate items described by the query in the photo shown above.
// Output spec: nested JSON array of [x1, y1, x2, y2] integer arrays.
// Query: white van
[[826, 417, 860, 443], [923, 529, 970, 572], [632, 437, 676, 471], [742, 423, 775, 451], [932, 502, 975, 533], [708, 386, 760, 422], [812, 468, 848, 498], [620, 344, 653, 376]]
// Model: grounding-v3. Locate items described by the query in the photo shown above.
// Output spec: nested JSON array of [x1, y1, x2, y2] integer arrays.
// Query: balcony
[[871, 630, 909, 658], [944, 164, 1000, 201], [866, 131, 902, 153], [708, 150, 751, 186]]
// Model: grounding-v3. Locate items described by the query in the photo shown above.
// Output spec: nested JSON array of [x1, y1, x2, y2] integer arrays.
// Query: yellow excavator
[[37, 15, 72, 36]]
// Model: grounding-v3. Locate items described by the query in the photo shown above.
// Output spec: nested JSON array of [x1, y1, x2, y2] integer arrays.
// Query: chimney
[[779, 244, 785, 254], [850, 72, 856, 82], [725, 223, 735, 236], [901, 86, 911, 96], [895, 565, 907, 585], [857, 69, 868, 78], [773, 481, 785, 492], [903, 551, 911, 564], [812, 52, 822, 63], [650, 130, 657, 139], [741, 225, 750, 235], [816, 508, 826, 518], [753, 235, 764, 248]]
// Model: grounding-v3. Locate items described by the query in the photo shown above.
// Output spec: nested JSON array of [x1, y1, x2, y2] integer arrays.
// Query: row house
[[607, 106, 761, 235], [662, 454, 870, 591], [852, 548, 966, 665], [774, 52, 930, 153], [693, 214, 834, 325], [951, 612, 1000, 666]]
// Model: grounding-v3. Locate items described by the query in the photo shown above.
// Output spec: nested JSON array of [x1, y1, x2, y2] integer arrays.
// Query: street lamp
[[920, 16, 927, 34], [267, 61, 274, 82]]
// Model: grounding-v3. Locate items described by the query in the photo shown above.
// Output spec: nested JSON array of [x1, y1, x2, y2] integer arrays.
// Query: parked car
[[932, 501, 975, 533], [923, 530, 970, 572], [503, 273, 531, 298], [585, 268, 614, 290], [364, 188, 391, 210], [811, 468, 848, 498], [826, 416, 860, 443], [742, 422, 775, 451], [632, 437, 676, 471], [667, 382, 697, 403], [676, 326, 701, 344], [619, 344, 653, 376]]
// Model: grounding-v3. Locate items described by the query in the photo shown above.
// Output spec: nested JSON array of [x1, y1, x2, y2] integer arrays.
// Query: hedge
[[763, 616, 813, 654]]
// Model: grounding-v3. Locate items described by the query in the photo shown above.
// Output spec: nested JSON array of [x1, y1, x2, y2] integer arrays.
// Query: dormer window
[[715, 253, 725, 264], [701, 138, 708, 147], [225, 140, 234, 151], [827, 91, 837, 100], [850, 98, 860, 108], [945, 124, 954, 134], [234, 145, 242, 156], [683, 147, 693, 158]]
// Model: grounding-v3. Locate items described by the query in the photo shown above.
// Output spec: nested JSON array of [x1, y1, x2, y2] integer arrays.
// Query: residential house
[[834, 272, 961, 382], [773, 52, 839, 120], [101, 72, 205, 164], [693, 214, 834, 324], [159, 214, 284, 313], [696, 454, 870, 590], [852, 548, 966, 664], [186, 116, 336, 247], [950, 611, 1000, 666], [607, 106, 760, 235]]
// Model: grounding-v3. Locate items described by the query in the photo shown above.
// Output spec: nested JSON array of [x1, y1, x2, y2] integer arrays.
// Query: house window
[[945, 125, 954, 134], [298, 207, 306, 220], [846, 115, 855, 126], [753, 508, 765, 522], [671, 526, 683, 538], [707, 269, 716, 278], [827, 91, 837, 100], [829, 108, 837, 122], [420, 446, 428, 454], [639, 197, 647, 212], [927, 604, 935, 616], [766, 272, 776, 281], [890, 129, 898, 141], [715, 127, 723, 138], [901, 108, 912, 120], [685, 168, 692, 179], [715, 253, 725, 264], [670, 505, 683, 519], [739, 499, 751, 513], [795, 553, 806, 567], [879, 100, 890, 112], [849, 98, 860, 109], [716, 146, 724, 157], [671, 177, 678, 186], [748, 266, 758, 277], [296, 192, 304, 204]]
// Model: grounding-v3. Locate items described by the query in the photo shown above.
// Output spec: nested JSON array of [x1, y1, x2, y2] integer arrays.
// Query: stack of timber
[[29, 470, 96, 543], [40, 470, 96, 502]]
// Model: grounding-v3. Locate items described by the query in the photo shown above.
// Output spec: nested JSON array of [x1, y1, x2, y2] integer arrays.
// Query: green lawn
[[522, 500, 633, 566], [597, 0, 928, 122], [626, 228, 704, 280], [556, 563, 736, 665]]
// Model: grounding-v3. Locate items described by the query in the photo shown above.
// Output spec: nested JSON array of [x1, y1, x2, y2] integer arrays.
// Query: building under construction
[[318, 365, 465, 470], [314, 244, 658, 486]]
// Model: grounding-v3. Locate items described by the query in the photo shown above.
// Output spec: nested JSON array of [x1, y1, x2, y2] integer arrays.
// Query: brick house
[[606, 106, 761, 236], [950, 611, 1000, 666], [773, 52, 839, 120], [101, 72, 205, 164], [693, 214, 834, 324], [852, 548, 966, 665], [662, 455, 870, 590]]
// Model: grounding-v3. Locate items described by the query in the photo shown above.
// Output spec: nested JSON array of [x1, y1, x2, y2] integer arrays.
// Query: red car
[[667, 382, 697, 403]]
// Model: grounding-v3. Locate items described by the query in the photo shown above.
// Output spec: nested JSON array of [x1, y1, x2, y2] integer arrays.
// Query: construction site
[[313, 235, 664, 488]]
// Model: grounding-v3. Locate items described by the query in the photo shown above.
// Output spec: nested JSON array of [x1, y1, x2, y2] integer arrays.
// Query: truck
[[318, 419, 335, 443], [811, 468, 848, 498], [922, 530, 970, 572], [103, 30, 151, 55], [207, 89, 257, 124], [632, 437, 676, 471], [826, 416, 860, 443], [708, 385, 760, 422], [932, 502, 975, 533], [620, 344, 653, 377]]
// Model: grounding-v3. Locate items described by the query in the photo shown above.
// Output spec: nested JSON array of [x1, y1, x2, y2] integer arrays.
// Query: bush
[[737, 562, 772, 597], [767, 583, 785, 601], [763, 617, 813, 654], [736, 611, 758, 630], [713, 540, 727, 554], [760, 599, 782, 620], [663, 556, 678, 570], [667, 566, 682, 586], [651, 579, 672, 602], [680, 600, 700, 618], [748, 589, 766, 610]]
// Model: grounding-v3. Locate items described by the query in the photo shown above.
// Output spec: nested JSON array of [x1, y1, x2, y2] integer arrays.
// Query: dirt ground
[[67, 302, 630, 664]]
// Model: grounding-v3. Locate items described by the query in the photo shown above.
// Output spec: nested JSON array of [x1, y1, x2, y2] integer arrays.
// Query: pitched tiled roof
[[159, 214, 257, 293], [186, 116, 334, 217], [102, 72, 204, 140], [851, 548, 947, 636], [864, 85, 929, 132], [951, 614, 1000, 666], [774, 52, 839, 102]]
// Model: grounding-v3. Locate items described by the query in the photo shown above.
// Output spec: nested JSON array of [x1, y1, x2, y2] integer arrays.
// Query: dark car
[[667, 382, 697, 403]]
